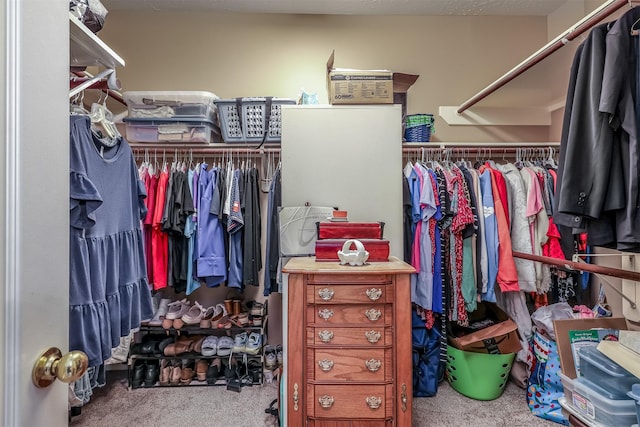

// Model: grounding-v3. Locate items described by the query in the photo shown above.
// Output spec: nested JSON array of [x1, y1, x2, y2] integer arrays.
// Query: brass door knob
[[32, 347, 89, 388]]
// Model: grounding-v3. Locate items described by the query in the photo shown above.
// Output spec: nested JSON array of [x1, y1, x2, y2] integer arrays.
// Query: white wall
[[98, 11, 551, 143]]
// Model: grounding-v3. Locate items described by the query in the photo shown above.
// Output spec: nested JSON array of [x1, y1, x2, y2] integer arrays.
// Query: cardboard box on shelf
[[553, 317, 627, 379], [448, 302, 522, 354], [326, 50, 418, 106]]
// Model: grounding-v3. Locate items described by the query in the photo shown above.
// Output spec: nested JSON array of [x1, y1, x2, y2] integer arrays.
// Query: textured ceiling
[[100, 0, 570, 16]]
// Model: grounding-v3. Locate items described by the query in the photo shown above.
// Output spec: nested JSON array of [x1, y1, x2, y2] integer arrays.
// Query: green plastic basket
[[446, 345, 515, 401]]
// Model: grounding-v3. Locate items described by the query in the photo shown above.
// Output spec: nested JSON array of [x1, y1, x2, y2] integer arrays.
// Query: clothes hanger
[[90, 89, 120, 144], [162, 150, 168, 172], [70, 89, 89, 115]]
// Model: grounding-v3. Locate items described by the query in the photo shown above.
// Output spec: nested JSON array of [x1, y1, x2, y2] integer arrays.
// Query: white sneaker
[[245, 332, 262, 355], [232, 332, 248, 353]]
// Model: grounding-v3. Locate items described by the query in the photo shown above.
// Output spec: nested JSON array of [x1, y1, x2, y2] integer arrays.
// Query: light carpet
[[70, 371, 558, 427]]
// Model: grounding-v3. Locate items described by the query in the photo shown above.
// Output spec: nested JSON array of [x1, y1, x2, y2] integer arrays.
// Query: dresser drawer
[[308, 384, 393, 419], [307, 420, 391, 427], [310, 284, 392, 304], [312, 348, 391, 382], [308, 326, 392, 347], [309, 304, 391, 325], [308, 273, 392, 285]]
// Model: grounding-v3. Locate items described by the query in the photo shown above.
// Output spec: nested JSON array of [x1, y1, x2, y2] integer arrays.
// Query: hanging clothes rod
[[128, 143, 281, 155], [456, 0, 630, 114], [512, 251, 640, 282], [402, 142, 560, 150]]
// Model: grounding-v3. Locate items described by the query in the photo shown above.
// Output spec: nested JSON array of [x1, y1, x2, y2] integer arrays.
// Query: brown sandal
[[230, 312, 250, 327], [200, 306, 216, 328], [210, 304, 228, 328]]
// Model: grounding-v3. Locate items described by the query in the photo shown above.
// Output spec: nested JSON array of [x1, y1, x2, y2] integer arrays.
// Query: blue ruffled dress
[[69, 115, 154, 367]]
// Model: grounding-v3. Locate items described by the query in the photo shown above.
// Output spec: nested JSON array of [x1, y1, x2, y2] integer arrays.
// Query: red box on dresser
[[315, 239, 390, 262], [317, 221, 384, 240]]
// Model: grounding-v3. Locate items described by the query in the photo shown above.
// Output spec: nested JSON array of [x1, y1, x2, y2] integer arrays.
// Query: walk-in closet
[[5, 1, 640, 427]]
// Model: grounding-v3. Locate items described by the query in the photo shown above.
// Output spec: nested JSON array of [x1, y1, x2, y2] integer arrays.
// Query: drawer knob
[[318, 329, 334, 343], [365, 330, 381, 343], [366, 396, 382, 409], [318, 359, 334, 372], [364, 308, 382, 321], [318, 288, 335, 301], [365, 358, 382, 372], [366, 288, 382, 301], [318, 395, 334, 409], [318, 308, 334, 321]]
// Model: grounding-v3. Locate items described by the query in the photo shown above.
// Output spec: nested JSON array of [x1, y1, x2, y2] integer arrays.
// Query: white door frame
[[3, 1, 70, 426]]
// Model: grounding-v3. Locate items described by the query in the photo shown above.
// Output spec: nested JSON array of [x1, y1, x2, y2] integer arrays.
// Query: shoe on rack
[[174, 301, 206, 330], [148, 298, 172, 326], [196, 359, 209, 381], [158, 337, 173, 355], [162, 299, 191, 329], [132, 360, 146, 388], [180, 359, 195, 385], [217, 336, 234, 357], [248, 301, 265, 317], [206, 357, 222, 385], [164, 338, 194, 357], [224, 299, 234, 316], [201, 336, 219, 357], [247, 359, 263, 384], [264, 345, 277, 369], [140, 334, 164, 354], [144, 360, 159, 387], [170, 360, 182, 386], [250, 315, 263, 327], [232, 332, 248, 353], [224, 357, 239, 383], [276, 344, 283, 366], [244, 332, 262, 355], [210, 304, 229, 329], [200, 306, 216, 328], [174, 338, 195, 356], [192, 335, 206, 353], [230, 313, 250, 328], [159, 359, 171, 386]]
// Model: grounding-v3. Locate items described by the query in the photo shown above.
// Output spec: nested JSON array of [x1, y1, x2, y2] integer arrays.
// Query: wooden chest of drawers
[[283, 257, 414, 426]]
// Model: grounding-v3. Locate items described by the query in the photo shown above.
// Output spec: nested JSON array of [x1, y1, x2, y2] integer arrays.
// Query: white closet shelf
[[69, 12, 125, 68]]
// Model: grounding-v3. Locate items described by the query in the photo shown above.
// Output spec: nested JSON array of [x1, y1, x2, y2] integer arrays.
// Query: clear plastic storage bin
[[214, 97, 296, 143], [579, 346, 638, 399], [123, 91, 219, 123], [123, 117, 221, 144], [560, 372, 637, 426]]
